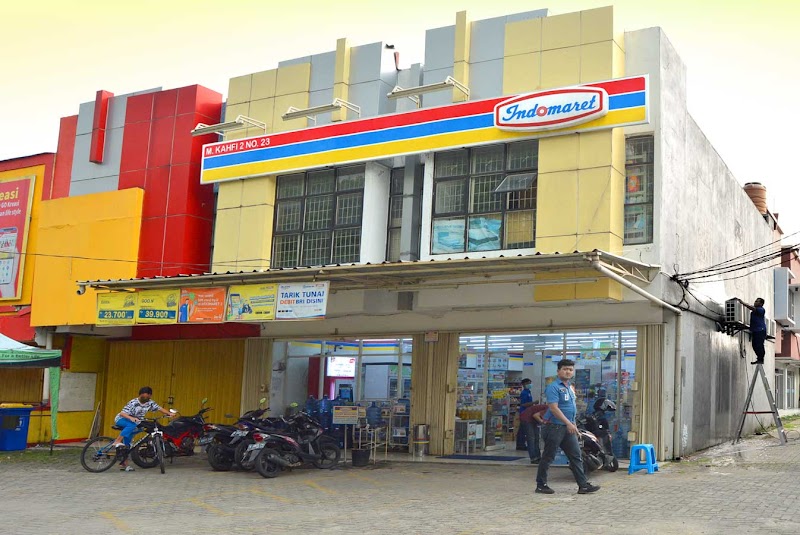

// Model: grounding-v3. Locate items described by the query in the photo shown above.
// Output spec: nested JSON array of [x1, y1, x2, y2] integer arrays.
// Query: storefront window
[[624, 135, 654, 245], [432, 140, 538, 254], [272, 165, 365, 268], [458, 330, 636, 458], [387, 168, 404, 262]]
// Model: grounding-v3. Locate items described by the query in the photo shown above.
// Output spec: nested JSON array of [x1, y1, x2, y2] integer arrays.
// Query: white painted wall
[[360, 162, 391, 263]]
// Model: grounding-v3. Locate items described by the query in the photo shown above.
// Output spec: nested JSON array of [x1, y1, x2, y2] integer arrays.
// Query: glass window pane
[[432, 217, 466, 254], [275, 200, 302, 232], [336, 193, 363, 226], [332, 228, 361, 263], [434, 150, 468, 178], [467, 214, 502, 251], [277, 174, 304, 199], [506, 140, 539, 171], [625, 136, 654, 165], [625, 165, 653, 203], [301, 231, 332, 266], [505, 210, 535, 249], [307, 170, 335, 195], [272, 234, 300, 268], [389, 196, 403, 228], [507, 182, 537, 211], [494, 172, 536, 193], [390, 168, 405, 195], [470, 174, 504, 213], [471, 145, 504, 174], [624, 204, 653, 244], [304, 195, 333, 231], [434, 179, 466, 214], [387, 228, 402, 262], [337, 166, 365, 190]]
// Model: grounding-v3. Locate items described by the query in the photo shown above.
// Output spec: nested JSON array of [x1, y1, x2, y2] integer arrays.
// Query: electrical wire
[[676, 246, 792, 282], [677, 229, 800, 278], [687, 260, 785, 283]]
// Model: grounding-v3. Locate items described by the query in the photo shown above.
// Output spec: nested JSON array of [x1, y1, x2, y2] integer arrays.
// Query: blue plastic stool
[[628, 443, 659, 475]]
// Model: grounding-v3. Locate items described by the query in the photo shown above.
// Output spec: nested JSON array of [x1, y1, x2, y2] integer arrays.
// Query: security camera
[[76, 285, 86, 296]]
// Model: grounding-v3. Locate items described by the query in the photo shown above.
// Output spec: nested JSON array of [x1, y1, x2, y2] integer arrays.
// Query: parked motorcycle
[[245, 412, 341, 478], [577, 398, 619, 473], [201, 398, 284, 471], [130, 399, 211, 469]]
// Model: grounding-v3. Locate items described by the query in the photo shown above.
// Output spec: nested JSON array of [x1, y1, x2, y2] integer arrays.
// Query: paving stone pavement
[[2, 434, 800, 535]]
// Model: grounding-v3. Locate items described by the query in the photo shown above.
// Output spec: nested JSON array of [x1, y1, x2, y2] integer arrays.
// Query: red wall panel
[[89, 90, 113, 163], [119, 120, 151, 172], [51, 117, 77, 200], [125, 93, 155, 124]]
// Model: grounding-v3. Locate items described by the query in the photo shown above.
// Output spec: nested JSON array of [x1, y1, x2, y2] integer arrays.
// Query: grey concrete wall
[[627, 28, 776, 456]]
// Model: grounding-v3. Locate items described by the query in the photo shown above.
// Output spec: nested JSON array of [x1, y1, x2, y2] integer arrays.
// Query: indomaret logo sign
[[494, 87, 608, 132]]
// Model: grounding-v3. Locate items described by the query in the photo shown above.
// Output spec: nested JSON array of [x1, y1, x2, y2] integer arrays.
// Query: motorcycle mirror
[[201, 397, 208, 406], [259, 397, 267, 405]]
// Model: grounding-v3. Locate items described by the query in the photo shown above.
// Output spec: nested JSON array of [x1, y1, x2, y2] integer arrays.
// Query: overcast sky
[[1, 0, 797, 236]]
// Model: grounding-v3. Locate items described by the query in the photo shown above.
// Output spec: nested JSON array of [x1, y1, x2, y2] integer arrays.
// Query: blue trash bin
[[0, 406, 34, 451]]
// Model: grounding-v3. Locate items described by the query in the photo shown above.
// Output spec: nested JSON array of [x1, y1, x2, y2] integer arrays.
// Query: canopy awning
[[0, 332, 62, 441], [78, 250, 660, 292]]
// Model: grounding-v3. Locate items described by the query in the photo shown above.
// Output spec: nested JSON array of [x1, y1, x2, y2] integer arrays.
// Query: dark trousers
[[536, 423, 588, 488], [520, 421, 541, 460], [751, 330, 766, 362]]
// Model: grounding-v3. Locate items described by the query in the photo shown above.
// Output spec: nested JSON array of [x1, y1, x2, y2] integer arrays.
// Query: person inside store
[[519, 399, 548, 464], [535, 359, 600, 495], [741, 298, 767, 365], [516, 378, 535, 450], [111, 386, 175, 471]]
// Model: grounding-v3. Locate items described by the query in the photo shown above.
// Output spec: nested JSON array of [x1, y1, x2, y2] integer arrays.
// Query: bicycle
[[80, 417, 168, 474]]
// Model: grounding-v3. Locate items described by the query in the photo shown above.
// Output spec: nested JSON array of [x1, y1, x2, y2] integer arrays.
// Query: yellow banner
[[97, 293, 138, 326], [136, 289, 179, 324], [225, 284, 277, 322]]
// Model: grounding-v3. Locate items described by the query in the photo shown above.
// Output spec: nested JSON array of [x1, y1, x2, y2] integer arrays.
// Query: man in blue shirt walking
[[535, 359, 600, 495], [742, 298, 767, 365]]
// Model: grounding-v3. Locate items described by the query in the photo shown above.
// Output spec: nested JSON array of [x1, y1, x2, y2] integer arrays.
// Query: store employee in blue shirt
[[742, 298, 767, 365], [535, 359, 600, 495]]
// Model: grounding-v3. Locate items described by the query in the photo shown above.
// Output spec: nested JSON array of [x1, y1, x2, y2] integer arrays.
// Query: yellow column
[[332, 38, 351, 122], [453, 11, 471, 103], [529, 7, 625, 302]]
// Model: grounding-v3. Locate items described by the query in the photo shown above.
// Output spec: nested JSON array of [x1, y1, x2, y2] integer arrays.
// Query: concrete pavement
[[1, 432, 799, 534]]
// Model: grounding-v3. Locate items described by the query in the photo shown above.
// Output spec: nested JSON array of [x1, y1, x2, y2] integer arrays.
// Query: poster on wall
[[276, 282, 329, 320], [97, 292, 138, 326], [467, 215, 502, 251], [0, 176, 34, 300], [178, 287, 226, 323], [225, 284, 277, 322], [431, 218, 465, 254], [137, 289, 180, 324]]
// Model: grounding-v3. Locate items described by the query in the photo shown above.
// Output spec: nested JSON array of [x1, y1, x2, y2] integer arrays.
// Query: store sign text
[[203, 136, 271, 157], [494, 87, 608, 132]]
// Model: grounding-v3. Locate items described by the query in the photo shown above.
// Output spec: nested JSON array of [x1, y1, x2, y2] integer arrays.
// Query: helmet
[[594, 398, 616, 412]]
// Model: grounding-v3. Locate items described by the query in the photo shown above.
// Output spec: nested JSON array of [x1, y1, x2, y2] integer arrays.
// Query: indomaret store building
[[9, 6, 779, 460]]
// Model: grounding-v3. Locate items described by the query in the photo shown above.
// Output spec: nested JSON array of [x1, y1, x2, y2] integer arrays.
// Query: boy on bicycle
[[111, 386, 175, 470]]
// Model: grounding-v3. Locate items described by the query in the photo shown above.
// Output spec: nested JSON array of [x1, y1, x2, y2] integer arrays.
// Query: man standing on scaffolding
[[741, 298, 767, 365]]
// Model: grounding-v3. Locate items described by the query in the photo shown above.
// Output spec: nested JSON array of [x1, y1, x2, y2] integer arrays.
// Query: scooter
[[577, 398, 619, 473]]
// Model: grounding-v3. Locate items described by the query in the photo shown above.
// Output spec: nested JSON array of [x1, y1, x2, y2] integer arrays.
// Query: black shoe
[[577, 483, 600, 494], [535, 485, 555, 494], [750, 360, 764, 365], [530, 458, 541, 464]]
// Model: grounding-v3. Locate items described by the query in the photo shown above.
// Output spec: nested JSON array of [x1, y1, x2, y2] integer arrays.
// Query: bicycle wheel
[[153, 434, 166, 474], [80, 436, 119, 473]]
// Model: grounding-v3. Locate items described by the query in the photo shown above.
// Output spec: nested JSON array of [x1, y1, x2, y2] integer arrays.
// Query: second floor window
[[432, 140, 538, 254], [272, 165, 365, 268], [624, 136, 654, 245], [387, 168, 404, 262]]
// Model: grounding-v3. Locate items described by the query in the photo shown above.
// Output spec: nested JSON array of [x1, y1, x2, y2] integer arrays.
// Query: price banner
[[136, 289, 179, 324], [97, 293, 139, 326]]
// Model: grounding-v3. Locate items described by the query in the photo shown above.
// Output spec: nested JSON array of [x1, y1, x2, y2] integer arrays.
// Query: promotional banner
[[136, 289, 179, 324], [225, 284, 277, 322], [276, 282, 329, 320], [97, 292, 138, 326], [0, 176, 34, 300], [178, 287, 226, 323]]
